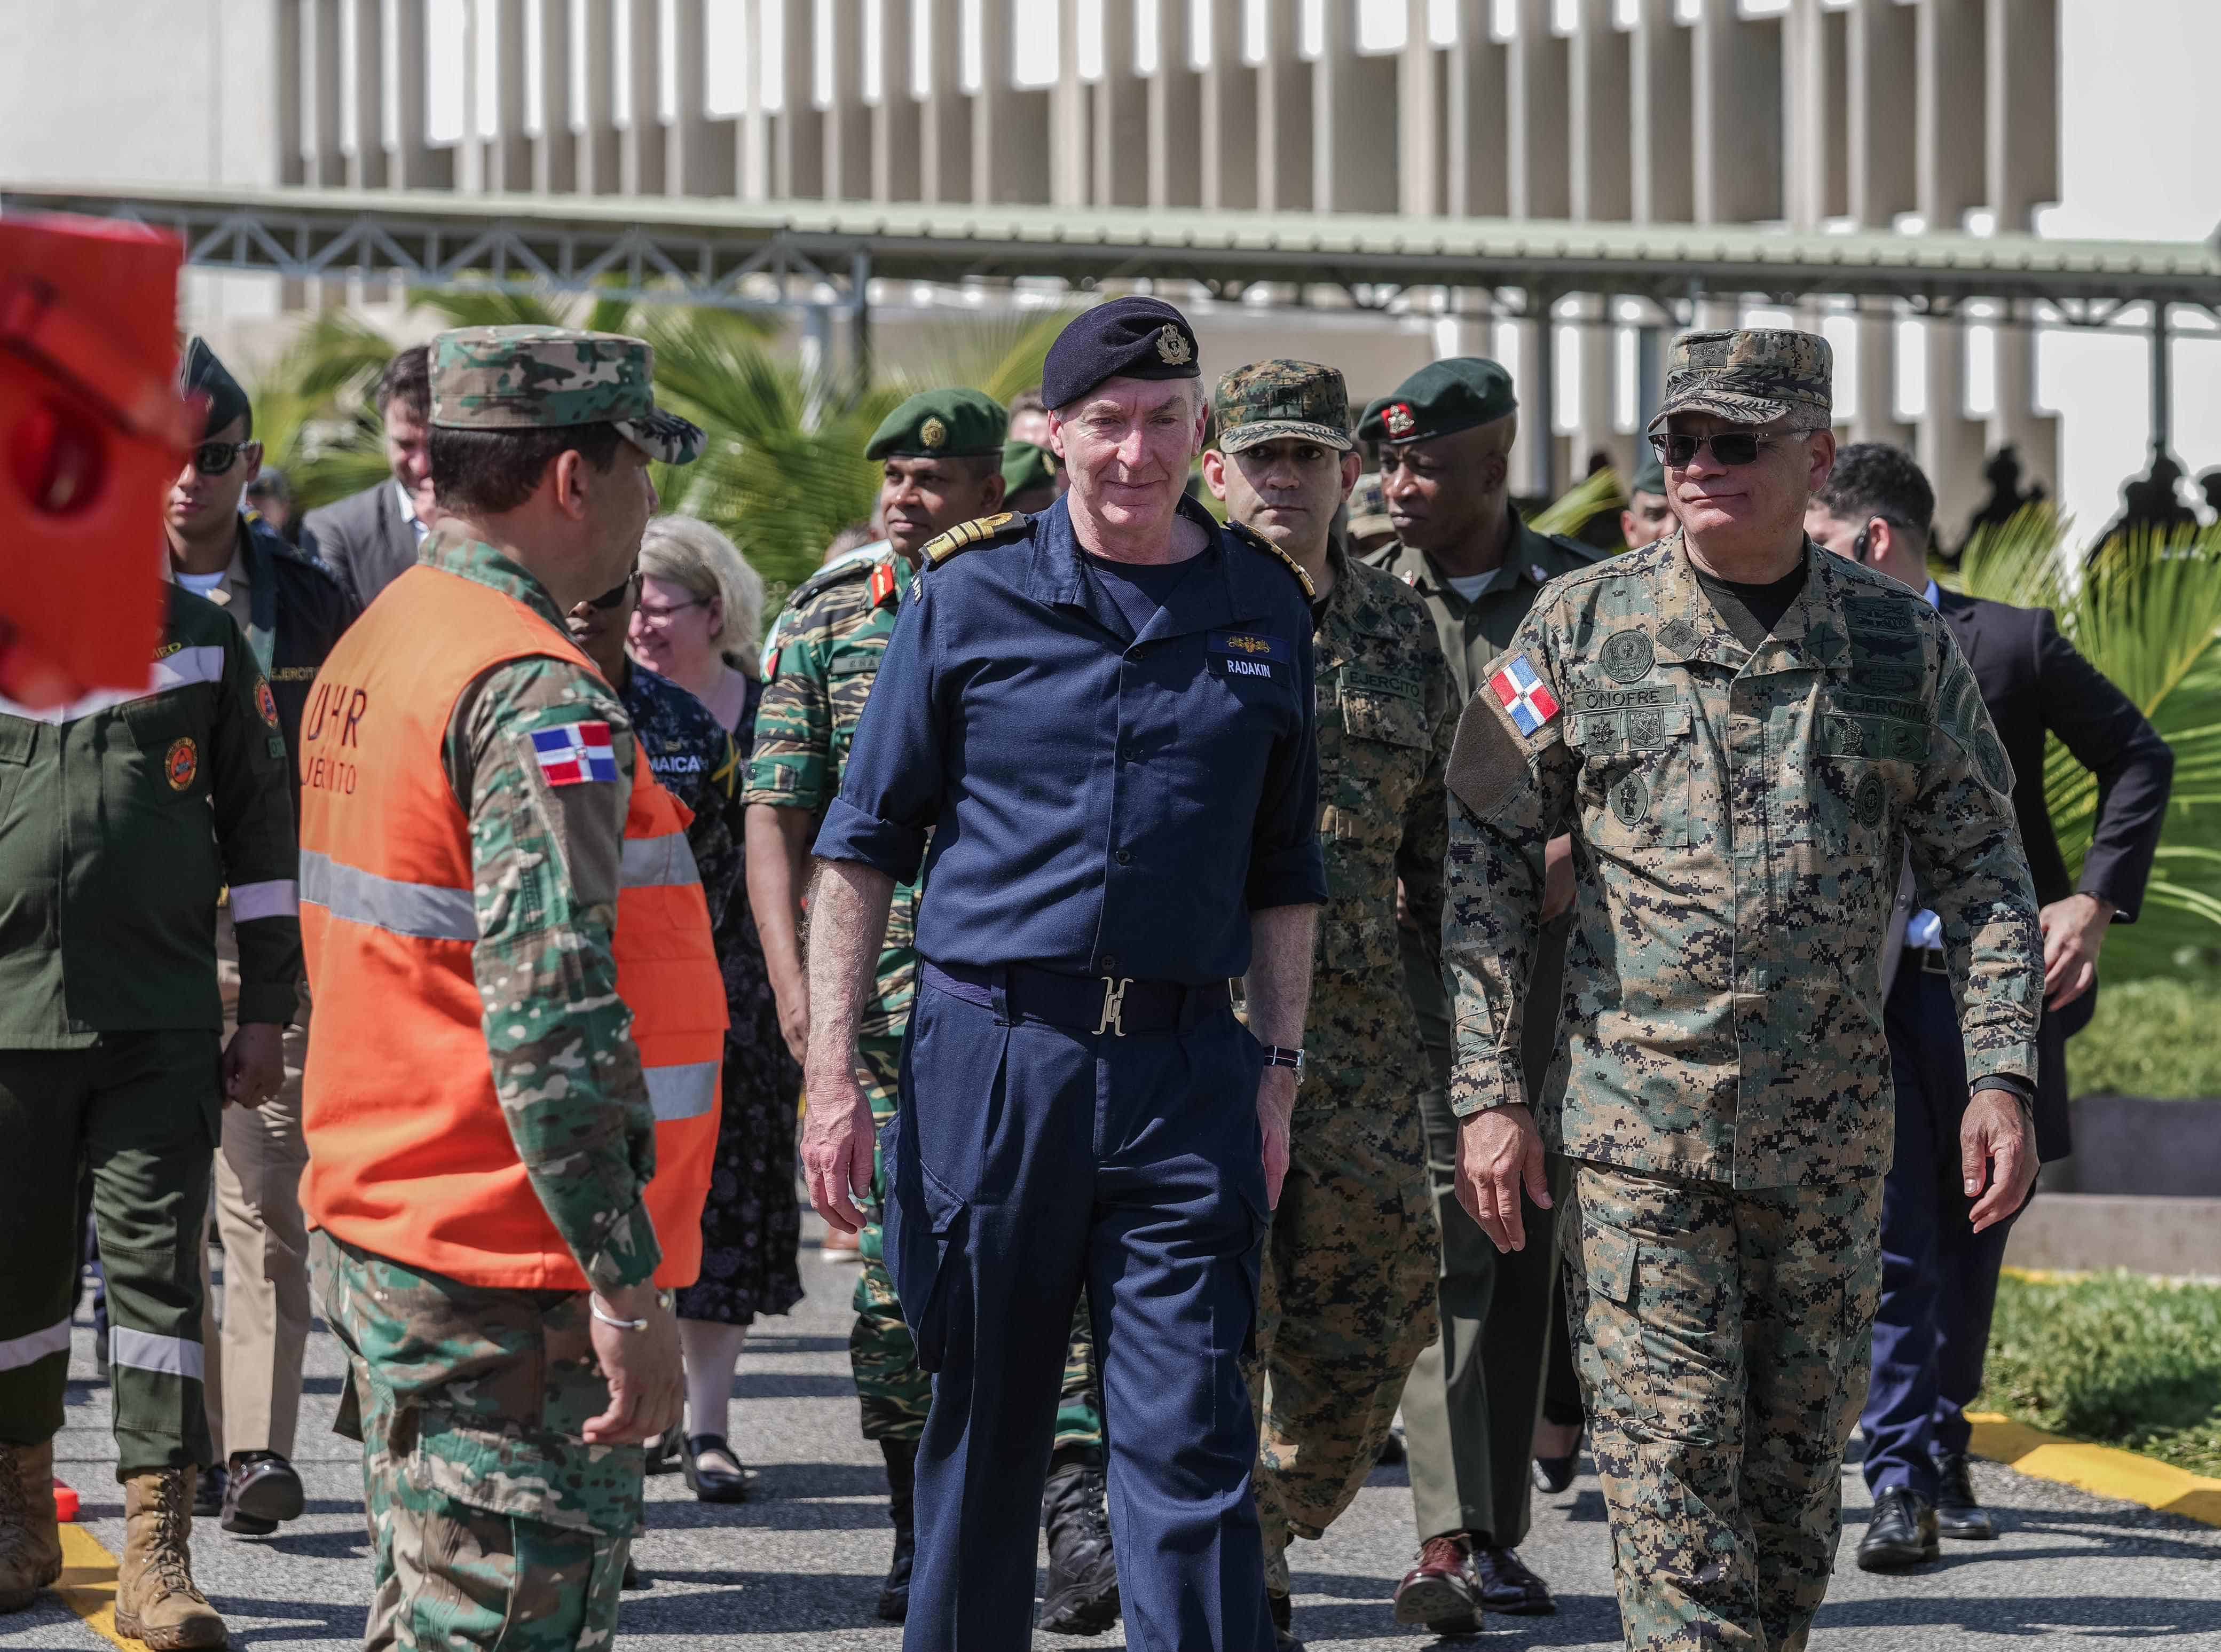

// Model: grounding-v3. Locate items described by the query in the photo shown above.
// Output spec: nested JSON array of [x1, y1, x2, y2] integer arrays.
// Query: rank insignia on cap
[[1383, 402, 1416, 438], [255, 680, 280, 729], [1156, 324, 1192, 367], [531, 721, 619, 786], [920, 415, 948, 450], [165, 737, 199, 791], [1488, 656, 1561, 738]]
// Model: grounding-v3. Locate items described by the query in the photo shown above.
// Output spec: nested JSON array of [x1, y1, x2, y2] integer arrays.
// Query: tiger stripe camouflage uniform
[[1251, 542, 1448, 1599], [1442, 530, 2043, 1651], [748, 546, 1105, 1454]]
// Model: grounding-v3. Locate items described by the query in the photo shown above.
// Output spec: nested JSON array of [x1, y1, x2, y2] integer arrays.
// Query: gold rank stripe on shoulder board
[[922, 512, 1027, 567], [1227, 521, 1317, 600]]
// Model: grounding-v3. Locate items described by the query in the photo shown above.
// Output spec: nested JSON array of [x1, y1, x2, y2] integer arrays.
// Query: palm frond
[[1530, 468, 1625, 541]]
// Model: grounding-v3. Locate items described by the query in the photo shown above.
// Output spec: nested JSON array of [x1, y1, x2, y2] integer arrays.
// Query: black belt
[[921, 960, 1231, 1037], [1901, 943, 1949, 977]]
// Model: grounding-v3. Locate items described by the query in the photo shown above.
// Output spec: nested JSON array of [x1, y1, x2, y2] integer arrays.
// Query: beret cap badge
[[920, 415, 948, 450], [1156, 325, 1193, 367], [1384, 403, 1416, 438]]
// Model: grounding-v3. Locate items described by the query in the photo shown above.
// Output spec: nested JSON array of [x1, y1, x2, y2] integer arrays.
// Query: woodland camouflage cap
[[1649, 328, 1833, 435], [430, 324, 704, 464], [1213, 359, 1355, 453]]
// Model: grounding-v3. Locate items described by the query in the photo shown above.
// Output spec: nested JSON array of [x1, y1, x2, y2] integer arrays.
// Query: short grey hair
[[639, 514, 765, 678]]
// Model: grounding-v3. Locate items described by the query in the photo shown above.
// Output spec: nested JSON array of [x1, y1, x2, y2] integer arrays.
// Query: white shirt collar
[[395, 481, 428, 541]]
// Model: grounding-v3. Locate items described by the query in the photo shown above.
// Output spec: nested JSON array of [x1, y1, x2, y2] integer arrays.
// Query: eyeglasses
[[585, 571, 638, 610], [632, 596, 707, 628], [191, 439, 260, 477], [1649, 430, 1809, 469]]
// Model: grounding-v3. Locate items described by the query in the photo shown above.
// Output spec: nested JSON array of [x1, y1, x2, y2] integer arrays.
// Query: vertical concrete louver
[[297, 0, 2060, 502]]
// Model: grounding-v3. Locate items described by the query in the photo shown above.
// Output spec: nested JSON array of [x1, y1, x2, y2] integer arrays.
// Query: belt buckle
[[1095, 976, 1133, 1037]]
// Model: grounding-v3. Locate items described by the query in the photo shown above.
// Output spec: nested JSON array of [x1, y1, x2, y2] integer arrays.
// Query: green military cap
[[1347, 472, 1391, 537], [1648, 328, 1833, 435], [1212, 359, 1354, 454], [866, 388, 1007, 461], [1357, 357, 1517, 446], [1001, 438, 1059, 494], [1628, 450, 1667, 497], [430, 324, 704, 464]]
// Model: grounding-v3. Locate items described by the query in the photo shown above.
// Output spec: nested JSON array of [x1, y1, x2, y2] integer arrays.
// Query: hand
[[1396, 877, 1415, 933], [582, 1284, 683, 1445], [774, 983, 810, 1065], [1962, 1085, 2038, 1233], [800, 1061, 876, 1233], [2038, 893, 2114, 1010], [1540, 834, 1577, 923], [1455, 1104, 1551, 1252], [1256, 1067, 1295, 1208], [222, 1022, 286, 1108]]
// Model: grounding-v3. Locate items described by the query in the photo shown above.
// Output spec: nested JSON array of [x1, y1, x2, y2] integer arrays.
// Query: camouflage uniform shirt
[[746, 544, 919, 1037], [1306, 547, 1457, 1103], [1442, 536, 2044, 1190], [432, 533, 660, 1291]]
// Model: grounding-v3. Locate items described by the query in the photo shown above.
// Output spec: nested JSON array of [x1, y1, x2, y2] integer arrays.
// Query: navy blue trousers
[[883, 977, 1275, 1652], [1861, 963, 2018, 1502]]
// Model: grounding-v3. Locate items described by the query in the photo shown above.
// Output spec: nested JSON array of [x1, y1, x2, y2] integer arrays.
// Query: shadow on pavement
[[1815, 1594, 2221, 1638]]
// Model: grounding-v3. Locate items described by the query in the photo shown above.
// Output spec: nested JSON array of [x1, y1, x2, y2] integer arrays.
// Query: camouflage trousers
[[1250, 1094, 1439, 1596], [852, 1036, 1105, 1456], [1562, 1162, 1883, 1652], [315, 1233, 640, 1651]]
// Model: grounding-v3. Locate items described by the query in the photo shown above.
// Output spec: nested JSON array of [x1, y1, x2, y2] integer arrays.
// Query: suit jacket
[[302, 481, 421, 613], [1883, 589, 2173, 1159]]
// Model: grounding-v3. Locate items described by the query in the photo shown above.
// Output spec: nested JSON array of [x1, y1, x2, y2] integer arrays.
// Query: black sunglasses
[[1649, 430, 1806, 469], [585, 571, 639, 610], [191, 439, 259, 477]]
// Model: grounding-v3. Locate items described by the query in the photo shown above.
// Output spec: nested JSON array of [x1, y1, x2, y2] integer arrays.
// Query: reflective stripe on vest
[[646, 1060, 720, 1122], [299, 848, 476, 941]]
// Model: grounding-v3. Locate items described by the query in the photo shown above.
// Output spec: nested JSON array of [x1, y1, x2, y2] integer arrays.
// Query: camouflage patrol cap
[[1212, 359, 1354, 454], [1648, 328, 1832, 435], [1347, 472, 1391, 537], [866, 387, 1007, 461], [430, 324, 704, 464]]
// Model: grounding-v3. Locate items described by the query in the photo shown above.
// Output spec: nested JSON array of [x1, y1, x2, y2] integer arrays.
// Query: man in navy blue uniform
[[801, 296, 1329, 1652]]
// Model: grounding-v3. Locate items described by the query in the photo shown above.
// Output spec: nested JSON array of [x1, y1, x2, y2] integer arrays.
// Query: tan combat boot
[[0, 1439, 65, 1611], [113, 1468, 226, 1650]]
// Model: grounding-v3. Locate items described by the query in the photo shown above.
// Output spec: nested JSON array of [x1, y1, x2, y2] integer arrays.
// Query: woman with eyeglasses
[[605, 515, 800, 1502]]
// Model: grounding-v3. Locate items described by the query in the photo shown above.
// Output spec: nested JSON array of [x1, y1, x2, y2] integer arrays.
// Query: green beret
[[1001, 438, 1059, 494], [1628, 450, 1667, 497], [867, 388, 1007, 461], [178, 337, 253, 440], [1357, 357, 1517, 446]]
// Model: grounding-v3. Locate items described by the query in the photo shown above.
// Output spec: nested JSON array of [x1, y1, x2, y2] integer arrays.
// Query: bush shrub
[[2068, 978, 2221, 1099]]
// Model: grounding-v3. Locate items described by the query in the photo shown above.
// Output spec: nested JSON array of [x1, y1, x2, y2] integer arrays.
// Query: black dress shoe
[[191, 1462, 226, 1518], [225, 1451, 305, 1530], [681, 1434, 749, 1504], [1857, 1486, 1940, 1571], [1476, 1545, 1555, 1615], [1935, 1452, 1998, 1541], [1376, 1428, 1407, 1467], [1268, 1588, 1304, 1650], [620, 1557, 650, 1590], [1531, 1428, 1582, 1495], [643, 1427, 681, 1477]]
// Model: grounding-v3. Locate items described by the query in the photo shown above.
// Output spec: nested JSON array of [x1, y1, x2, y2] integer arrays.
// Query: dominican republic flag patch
[[531, 721, 619, 786], [1490, 656, 1561, 738]]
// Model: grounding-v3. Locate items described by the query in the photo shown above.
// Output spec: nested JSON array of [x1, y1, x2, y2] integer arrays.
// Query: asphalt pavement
[[8, 1221, 2219, 1650]]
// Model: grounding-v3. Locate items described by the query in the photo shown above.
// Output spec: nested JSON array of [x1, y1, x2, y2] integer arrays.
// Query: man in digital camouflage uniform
[[1445, 329, 2044, 1652], [299, 325, 699, 1650], [1359, 359, 1602, 1625], [745, 387, 1117, 1632], [1202, 361, 1449, 1651]]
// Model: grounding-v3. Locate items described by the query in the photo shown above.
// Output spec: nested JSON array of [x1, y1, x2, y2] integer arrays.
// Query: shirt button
[[1115, 849, 1132, 866], [1100, 954, 1119, 972]]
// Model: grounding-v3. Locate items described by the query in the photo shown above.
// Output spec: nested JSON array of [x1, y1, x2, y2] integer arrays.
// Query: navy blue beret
[[1040, 296, 1201, 410]]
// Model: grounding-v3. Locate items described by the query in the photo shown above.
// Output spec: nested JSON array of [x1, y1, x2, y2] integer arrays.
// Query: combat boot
[[113, 1468, 227, 1649], [0, 1440, 65, 1612], [1037, 1459, 1119, 1636], [877, 1439, 917, 1623]]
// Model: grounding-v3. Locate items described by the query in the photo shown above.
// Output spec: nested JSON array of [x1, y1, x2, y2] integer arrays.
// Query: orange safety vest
[[297, 562, 727, 1290]]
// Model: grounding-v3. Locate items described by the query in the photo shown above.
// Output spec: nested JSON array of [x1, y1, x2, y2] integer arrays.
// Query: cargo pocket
[[1568, 1216, 1641, 1421]]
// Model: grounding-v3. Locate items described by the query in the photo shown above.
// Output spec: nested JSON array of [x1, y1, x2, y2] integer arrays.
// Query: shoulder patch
[[923, 512, 1028, 568], [1227, 521, 1317, 600]]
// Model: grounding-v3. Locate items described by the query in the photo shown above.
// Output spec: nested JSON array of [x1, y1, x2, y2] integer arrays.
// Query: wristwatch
[[1262, 1045, 1306, 1084]]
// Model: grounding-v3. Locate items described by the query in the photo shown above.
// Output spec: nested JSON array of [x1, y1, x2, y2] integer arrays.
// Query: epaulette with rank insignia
[[1227, 520, 1317, 600], [922, 512, 1028, 568]]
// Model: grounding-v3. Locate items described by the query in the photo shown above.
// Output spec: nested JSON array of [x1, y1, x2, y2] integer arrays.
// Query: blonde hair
[[639, 514, 765, 677]]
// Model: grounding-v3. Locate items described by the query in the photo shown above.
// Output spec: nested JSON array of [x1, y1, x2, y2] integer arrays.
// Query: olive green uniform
[[0, 587, 300, 1477], [1364, 512, 1601, 1550]]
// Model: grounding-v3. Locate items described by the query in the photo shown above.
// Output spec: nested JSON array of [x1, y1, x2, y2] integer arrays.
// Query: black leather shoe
[[1531, 1429, 1582, 1496], [1935, 1452, 1998, 1541], [1857, 1486, 1940, 1571], [225, 1452, 305, 1531], [1376, 1428, 1406, 1467], [191, 1462, 226, 1519], [1476, 1545, 1555, 1615], [878, 1439, 916, 1623], [1268, 1588, 1304, 1649], [681, 1434, 749, 1504], [1392, 1534, 1485, 1634]]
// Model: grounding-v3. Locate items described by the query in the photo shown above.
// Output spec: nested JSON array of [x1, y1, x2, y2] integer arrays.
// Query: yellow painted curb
[[53, 1520, 129, 1648], [1967, 1411, 2221, 1527]]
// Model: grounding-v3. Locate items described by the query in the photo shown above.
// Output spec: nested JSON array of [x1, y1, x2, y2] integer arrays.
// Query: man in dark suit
[[1807, 445, 2173, 1570], [301, 345, 434, 611]]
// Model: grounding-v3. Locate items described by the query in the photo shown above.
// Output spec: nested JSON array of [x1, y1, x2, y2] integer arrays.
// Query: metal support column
[[851, 248, 875, 403], [2151, 300, 2173, 460], [1530, 289, 1559, 500]]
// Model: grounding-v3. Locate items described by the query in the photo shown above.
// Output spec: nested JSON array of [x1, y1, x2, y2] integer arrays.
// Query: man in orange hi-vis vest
[[297, 324, 710, 1650]]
